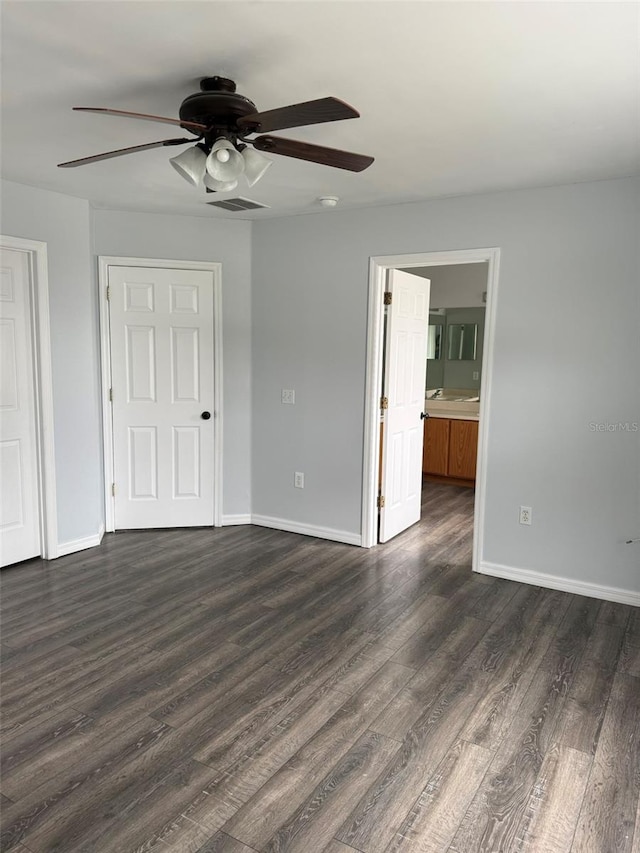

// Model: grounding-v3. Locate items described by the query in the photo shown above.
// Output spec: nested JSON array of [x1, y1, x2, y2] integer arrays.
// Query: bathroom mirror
[[447, 323, 478, 360], [427, 324, 443, 360]]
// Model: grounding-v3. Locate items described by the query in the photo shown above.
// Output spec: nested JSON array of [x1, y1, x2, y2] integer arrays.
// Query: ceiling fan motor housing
[[179, 77, 256, 141]]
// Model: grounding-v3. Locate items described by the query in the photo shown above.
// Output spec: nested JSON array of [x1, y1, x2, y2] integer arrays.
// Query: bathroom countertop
[[426, 409, 479, 421], [425, 396, 480, 420]]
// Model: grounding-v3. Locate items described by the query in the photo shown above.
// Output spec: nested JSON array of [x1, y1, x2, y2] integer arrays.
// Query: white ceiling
[[1, 1, 638, 220]]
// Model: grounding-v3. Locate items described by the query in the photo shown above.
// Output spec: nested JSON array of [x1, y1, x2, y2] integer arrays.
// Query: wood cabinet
[[422, 417, 450, 475], [423, 417, 478, 486]]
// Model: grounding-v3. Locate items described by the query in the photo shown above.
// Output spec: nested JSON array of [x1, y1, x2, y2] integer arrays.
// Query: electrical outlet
[[281, 389, 295, 405], [294, 472, 304, 489], [473, 371, 480, 380], [519, 506, 532, 525]]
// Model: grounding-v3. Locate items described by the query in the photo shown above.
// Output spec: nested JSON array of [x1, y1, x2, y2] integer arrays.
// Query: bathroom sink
[[425, 389, 480, 418]]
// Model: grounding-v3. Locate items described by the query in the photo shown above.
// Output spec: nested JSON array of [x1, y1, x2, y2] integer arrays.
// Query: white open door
[[0, 249, 41, 565], [379, 268, 430, 542], [108, 265, 216, 529]]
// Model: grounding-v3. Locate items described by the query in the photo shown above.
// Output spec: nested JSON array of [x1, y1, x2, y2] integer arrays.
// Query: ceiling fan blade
[[252, 135, 374, 172], [237, 97, 359, 133], [73, 107, 208, 133], [57, 138, 192, 168]]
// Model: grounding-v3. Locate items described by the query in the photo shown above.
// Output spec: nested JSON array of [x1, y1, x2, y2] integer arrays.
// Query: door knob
[[201, 411, 211, 420], [420, 411, 429, 420]]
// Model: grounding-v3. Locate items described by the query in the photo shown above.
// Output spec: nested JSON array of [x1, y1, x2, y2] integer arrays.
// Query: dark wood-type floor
[[1, 482, 639, 853]]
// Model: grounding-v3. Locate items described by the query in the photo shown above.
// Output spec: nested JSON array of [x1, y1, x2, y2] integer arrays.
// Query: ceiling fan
[[58, 76, 374, 192]]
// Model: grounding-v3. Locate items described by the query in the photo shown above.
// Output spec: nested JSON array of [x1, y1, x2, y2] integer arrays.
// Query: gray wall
[[409, 262, 488, 308], [1, 179, 103, 545], [92, 209, 252, 518], [252, 177, 640, 593]]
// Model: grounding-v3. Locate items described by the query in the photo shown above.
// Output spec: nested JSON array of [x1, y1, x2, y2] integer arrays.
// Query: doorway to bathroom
[[361, 248, 500, 575]]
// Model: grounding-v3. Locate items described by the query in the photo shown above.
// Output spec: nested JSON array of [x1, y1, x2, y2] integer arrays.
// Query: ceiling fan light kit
[[203, 173, 238, 192], [169, 144, 207, 186], [58, 75, 374, 197], [241, 147, 273, 187], [205, 137, 245, 182]]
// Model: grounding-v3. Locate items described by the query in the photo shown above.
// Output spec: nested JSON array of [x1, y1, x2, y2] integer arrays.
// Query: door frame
[[361, 247, 501, 575], [0, 235, 58, 559], [98, 256, 223, 532]]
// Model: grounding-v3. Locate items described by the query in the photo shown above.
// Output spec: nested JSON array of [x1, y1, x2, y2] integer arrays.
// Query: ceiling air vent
[[206, 196, 270, 212]]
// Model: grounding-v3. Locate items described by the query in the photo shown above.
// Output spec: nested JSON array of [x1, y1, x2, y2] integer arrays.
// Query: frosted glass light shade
[[169, 145, 207, 186], [242, 147, 272, 187], [206, 138, 245, 182], [203, 174, 238, 192]]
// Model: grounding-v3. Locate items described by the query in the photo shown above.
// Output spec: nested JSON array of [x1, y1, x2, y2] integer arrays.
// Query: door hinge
[[106, 285, 111, 301], [383, 291, 392, 305], [109, 388, 113, 402], [380, 396, 388, 410], [377, 495, 385, 508], [111, 483, 116, 496]]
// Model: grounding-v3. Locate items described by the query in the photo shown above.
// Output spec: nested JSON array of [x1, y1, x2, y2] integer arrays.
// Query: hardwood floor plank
[[597, 600, 633, 628], [463, 576, 519, 623], [1, 641, 148, 736], [321, 637, 395, 695], [178, 687, 347, 835], [0, 488, 633, 853], [55, 759, 218, 853], [457, 589, 577, 751], [448, 598, 601, 853], [70, 638, 246, 721], [385, 739, 493, 853], [141, 815, 215, 852], [627, 609, 640, 644], [370, 616, 490, 741], [619, 633, 640, 677], [263, 730, 399, 853], [0, 709, 94, 801], [0, 643, 85, 691], [515, 744, 592, 853], [554, 621, 624, 755], [220, 661, 414, 850], [571, 672, 640, 853], [193, 832, 259, 853], [632, 798, 640, 853], [320, 843, 361, 853], [0, 718, 173, 850], [336, 653, 497, 853], [389, 584, 494, 668]]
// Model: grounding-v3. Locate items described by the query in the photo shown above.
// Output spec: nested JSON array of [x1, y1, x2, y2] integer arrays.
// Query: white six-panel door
[[0, 249, 41, 566], [108, 265, 216, 529], [379, 269, 430, 542]]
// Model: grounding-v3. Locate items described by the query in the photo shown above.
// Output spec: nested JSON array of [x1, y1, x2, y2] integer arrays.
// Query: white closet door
[[0, 249, 41, 566], [109, 265, 215, 529]]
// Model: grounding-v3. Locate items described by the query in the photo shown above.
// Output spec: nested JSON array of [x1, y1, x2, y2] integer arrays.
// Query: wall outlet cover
[[294, 472, 304, 488], [281, 389, 295, 404], [519, 506, 532, 525]]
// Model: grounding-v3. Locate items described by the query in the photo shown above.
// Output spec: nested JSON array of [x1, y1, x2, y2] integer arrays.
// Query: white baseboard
[[222, 514, 252, 526], [478, 560, 640, 607], [251, 514, 361, 547], [56, 524, 105, 558]]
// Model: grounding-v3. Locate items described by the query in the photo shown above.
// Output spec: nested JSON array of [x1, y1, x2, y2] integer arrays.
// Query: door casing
[[98, 256, 223, 532], [361, 247, 501, 573], [0, 235, 58, 560]]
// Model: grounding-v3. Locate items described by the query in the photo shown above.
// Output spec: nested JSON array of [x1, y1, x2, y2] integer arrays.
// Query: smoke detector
[[318, 196, 339, 208]]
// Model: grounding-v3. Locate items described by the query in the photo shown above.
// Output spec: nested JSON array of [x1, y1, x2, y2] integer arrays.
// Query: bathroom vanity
[[422, 389, 479, 486]]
